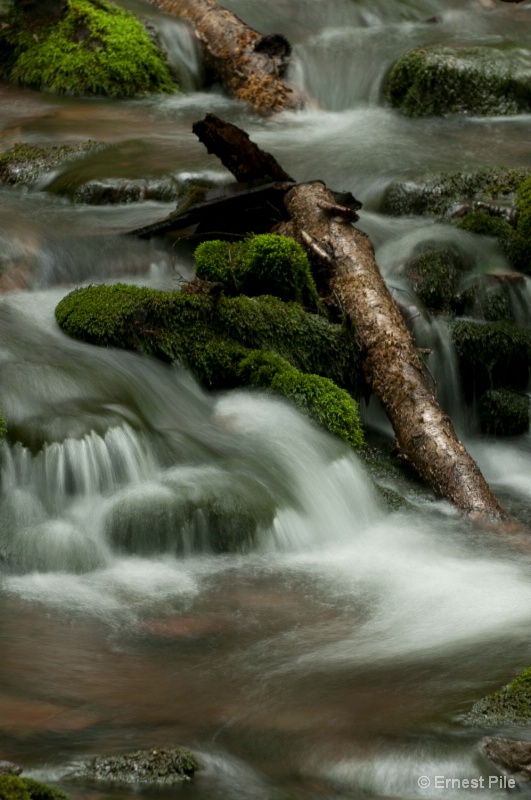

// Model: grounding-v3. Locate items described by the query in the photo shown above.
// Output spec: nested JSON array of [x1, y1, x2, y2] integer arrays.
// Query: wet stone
[[0, 761, 23, 775], [83, 747, 200, 784]]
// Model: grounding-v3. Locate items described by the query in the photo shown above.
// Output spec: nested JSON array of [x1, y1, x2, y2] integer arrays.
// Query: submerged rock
[[466, 667, 531, 726], [0, 762, 22, 776], [386, 45, 531, 117], [0, 142, 103, 189], [482, 737, 531, 783], [83, 747, 199, 784], [0, 0, 176, 97]]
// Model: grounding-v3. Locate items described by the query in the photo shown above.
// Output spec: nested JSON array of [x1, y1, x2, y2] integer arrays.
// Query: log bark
[[189, 115, 506, 521], [283, 182, 504, 519], [146, 0, 305, 114]]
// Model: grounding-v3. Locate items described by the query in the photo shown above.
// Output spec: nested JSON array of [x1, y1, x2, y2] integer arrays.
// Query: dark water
[[0, 1, 531, 798]]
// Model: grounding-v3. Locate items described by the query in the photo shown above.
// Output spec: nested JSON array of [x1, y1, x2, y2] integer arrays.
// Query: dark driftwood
[[186, 114, 505, 521], [128, 181, 294, 240], [146, 0, 305, 114], [192, 114, 293, 183]]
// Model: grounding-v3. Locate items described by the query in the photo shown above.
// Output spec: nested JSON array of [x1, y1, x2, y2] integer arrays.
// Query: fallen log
[[190, 115, 506, 521], [146, 0, 306, 114]]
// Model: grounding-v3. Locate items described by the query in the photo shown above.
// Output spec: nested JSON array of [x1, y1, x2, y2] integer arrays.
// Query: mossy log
[[190, 114, 506, 520], [145, 0, 305, 113]]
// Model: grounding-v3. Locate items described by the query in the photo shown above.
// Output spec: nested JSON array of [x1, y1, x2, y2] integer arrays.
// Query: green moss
[[404, 247, 464, 313], [457, 211, 513, 240], [3, 0, 176, 97], [238, 350, 364, 449], [479, 388, 530, 436], [84, 747, 199, 783], [386, 45, 531, 117], [452, 320, 531, 397], [0, 776, 30, 800], [55, 284, 364, 448], [194, 234, 320, 309], [466, 667, 531, 726]]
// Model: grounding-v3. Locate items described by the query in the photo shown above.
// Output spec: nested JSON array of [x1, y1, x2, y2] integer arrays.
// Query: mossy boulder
[[404, 246, 465, 314], [466, 667, 531, 726], [479, 389, 530, 436], [238, 350, 364, 449], [0, 775, 68, 800], [452, 320, 531, 398], [55, 284, 364, 449], [386, 45, 531, 117], [382, 168, 530, 219], [83, 747, 199, 784], [0, 142, 103, 189], [0, 0, 176, 97], [194, 234, 321, 309], [456, 272, 526, 324]]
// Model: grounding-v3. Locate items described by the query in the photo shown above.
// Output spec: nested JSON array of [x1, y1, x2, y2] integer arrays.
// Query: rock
[[466, 667, 531, 726], [386, 45, 531, 117], [452, 320, 531, 398], [482, 737, 531, 782], [0, 142, 103, 189], [479, 389, 530, 436], [83, 747, 199, 784], [0, 762, 23, 775], [381, 168, 531, 219], [404, 245, 466, 314], [0, 0, 177, 97]]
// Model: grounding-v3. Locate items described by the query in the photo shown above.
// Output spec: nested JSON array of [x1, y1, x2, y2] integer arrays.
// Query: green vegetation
[[194, 234, 320, 309], [386, 45, 531, 117], [0, 0, 176, 97], [84, 747, 199, 783], [0, 776, 69, 800], [466, 667, 531, 726], [404, 247, 464, 313], [238, 351, 364, 449], [55, 283, 364, 448], [479, 389, 530, 436], [452, 320, 531, 398]]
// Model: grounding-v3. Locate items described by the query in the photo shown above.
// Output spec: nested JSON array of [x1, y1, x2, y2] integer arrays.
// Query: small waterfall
[[154, 17, 203, 92]]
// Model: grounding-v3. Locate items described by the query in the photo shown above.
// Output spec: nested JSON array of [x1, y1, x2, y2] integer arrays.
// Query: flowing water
[[1, 1, 531, 798]]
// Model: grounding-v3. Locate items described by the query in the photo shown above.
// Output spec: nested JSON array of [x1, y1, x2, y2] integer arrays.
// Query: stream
[[1, 1, 531, 798]]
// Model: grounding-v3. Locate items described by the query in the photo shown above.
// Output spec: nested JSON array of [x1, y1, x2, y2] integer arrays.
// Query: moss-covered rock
[[0, 142, 103, 188], [83, 747, 199, 784], [382, 168, 530, 219], [386, 45, 531, 117], [452, 320, 531, 398], [466, 667, 531, 727], [479, 388, 530, 436], [404, 246, 465, 314], [238, 350, 364, 449], [194, 234, 321, 309], [0, 0, 176, 97], [55, 284, 364, 448], [0, 775, 68, 800]]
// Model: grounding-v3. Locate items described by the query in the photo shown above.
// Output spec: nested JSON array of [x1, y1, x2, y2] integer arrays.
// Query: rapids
[[0, 1, 531, 799]]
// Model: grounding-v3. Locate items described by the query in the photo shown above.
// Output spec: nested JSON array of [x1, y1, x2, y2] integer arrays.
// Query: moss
[[84, 747, 199, 784], [404, 247, 464, 313], [466, 667, 531, 726], [55, 284, 364, 448], [452, 320, 531, 397], [479, 389, 530, 436], [0, 776, 30, 800], [194, 234, 321, 309], [456, 211, 513, 240], [2, 0, 176, 97], [457, 210, 531, 275], [386, 45, 531, 117], [238, 351, 364, 449], [0, 141, 103, 188]]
